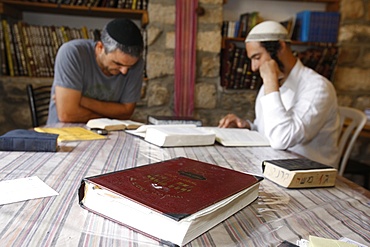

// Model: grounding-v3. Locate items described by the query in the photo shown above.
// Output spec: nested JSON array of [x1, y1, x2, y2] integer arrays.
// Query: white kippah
[[245, 20, 291, 42]]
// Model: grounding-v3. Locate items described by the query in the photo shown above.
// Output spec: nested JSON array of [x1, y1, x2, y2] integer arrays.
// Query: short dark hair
[[100, 19, 144, 58]]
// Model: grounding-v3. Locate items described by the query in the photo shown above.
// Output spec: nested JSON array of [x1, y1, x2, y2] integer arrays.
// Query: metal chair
[[335, 106, 367, 176], [26, 84, 52, 128]]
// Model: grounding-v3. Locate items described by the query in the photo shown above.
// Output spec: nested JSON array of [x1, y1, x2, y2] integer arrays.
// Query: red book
[[78, 157, 262, 246]]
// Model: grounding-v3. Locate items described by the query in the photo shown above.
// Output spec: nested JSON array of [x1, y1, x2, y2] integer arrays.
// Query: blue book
[[0, 129, 59, 152]]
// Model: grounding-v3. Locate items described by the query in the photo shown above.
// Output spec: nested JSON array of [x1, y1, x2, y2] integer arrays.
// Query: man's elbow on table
[[57, 109, 91, 123], [268, 134, 293, 150]]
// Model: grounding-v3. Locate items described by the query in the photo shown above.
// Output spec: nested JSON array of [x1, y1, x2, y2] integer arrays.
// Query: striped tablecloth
[[0, 130, 369, 247]]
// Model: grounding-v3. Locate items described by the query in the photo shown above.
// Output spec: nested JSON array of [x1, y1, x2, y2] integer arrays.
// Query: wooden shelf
[[258, 0, 339, 11], [0, 0, 149, 27], [222, 37, 337, 49]]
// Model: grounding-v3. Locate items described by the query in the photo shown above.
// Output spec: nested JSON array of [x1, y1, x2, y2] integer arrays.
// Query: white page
[[0, 176, 59, 205], [201, 127, 270, 146], [126, 124, 199, 138]]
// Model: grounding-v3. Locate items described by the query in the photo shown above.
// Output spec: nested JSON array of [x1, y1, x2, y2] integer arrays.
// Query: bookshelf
[[0, 0, 149, 27], [0, 0, 148, 78], [220, 0, 340, 90]]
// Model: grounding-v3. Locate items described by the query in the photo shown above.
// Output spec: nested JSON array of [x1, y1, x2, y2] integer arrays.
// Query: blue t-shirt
[[47, 39, 143, 124]]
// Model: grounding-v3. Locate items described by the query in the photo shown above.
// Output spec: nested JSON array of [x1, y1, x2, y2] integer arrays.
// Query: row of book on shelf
[[0, 18, 147, 77], [221, 37, 338, 90], [19, 0, 148, 10], [222, 11, 261, 39], [221, 41, 262, 90], [223, 10, 340, 44]]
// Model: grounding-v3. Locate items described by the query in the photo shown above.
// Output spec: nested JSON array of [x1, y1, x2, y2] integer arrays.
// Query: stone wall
[[334, 0, 370, 110], [334, 0, 370, 164]]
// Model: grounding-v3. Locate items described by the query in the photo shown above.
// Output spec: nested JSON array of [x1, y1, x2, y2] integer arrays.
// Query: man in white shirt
[[218, 21, 340, 167]]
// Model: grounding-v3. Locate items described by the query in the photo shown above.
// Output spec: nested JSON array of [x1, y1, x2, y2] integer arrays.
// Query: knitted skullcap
[[106, 19, 143, 47], [245, 20, 291, 42]]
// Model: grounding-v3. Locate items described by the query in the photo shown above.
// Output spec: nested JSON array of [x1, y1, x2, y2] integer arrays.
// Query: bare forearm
[[80, 96, 135, 119], [57, 104, 102, 123]]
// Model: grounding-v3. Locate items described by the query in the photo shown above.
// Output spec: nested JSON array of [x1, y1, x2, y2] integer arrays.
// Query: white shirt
[[251, 59, 340, 167]]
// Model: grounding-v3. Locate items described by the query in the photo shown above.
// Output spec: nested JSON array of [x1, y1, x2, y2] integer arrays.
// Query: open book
[[126, 124, 216, 147], [86, 118, 144, 131], [202, 127, 270, 147]]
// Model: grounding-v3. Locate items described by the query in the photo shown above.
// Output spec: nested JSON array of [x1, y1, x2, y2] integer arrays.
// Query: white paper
[[0, 176, 59, 205]]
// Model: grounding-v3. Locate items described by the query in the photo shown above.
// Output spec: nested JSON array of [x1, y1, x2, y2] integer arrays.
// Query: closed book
[[262, 158, 337, 188], [147, 115, 202, 127], [86, 118, 144, 131], [78, 157, 263, 246], [126, 125, 215, 147], [0, 129, 58, 152]]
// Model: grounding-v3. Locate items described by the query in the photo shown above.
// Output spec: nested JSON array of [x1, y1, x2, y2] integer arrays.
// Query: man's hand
[[259, 59, 281, 94], [218, 114, 250, 129]]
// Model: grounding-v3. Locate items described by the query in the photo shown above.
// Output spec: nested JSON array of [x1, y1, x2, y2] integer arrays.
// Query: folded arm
[[55, 86, 135, 123]]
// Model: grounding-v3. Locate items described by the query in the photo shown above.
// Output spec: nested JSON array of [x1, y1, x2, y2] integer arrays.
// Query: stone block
[[147, 82, 170, 107], [360, 47, 370, 67], [147, 26, 163, 46], [148, 4, 175, 25], [334, 67, 370, 91], [341, 0, 364, 20], [198, 6, 223, 24], [200, 56, 220, 77], [354, 96, 370, 110], [195, 83, 217, 109], [199, 0, 223, 4], [197, 30, 222, 53], [165, 32, 175, 49], [337, 46, 360, 65], [147, 52, 175, 79], [339, 24, 370, 43], [337, 95, 354, 106]]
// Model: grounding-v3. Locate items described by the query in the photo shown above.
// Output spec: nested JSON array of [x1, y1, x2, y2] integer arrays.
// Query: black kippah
[[106, 19, 143, 47]]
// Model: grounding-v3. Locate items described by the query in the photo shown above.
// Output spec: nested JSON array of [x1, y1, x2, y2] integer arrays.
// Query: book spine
[[12, 22, 28, 76], [221, 42, 236, 88], [2, 19, 15, 76], [0, 22, 7, 75], [228, 47, 241, 89], [0, 138, 57, 152], [263, 163, 337, 188]]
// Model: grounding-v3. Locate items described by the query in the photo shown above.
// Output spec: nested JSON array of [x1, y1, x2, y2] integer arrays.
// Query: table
[[1, 129, 370, 247]]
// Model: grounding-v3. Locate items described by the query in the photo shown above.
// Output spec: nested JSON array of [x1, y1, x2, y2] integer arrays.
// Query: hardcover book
[[0, 129, 58, 152], [78, 157, 263, 246], [126, 125, 215, 147], [262, 158, 337, 188], [147, 115, 202, 127], [86, 118, 144, 131]]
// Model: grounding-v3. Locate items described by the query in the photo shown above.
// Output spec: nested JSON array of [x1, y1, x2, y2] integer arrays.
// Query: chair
[[26, 84, 52, 128], [335, 106, 367, 176]]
